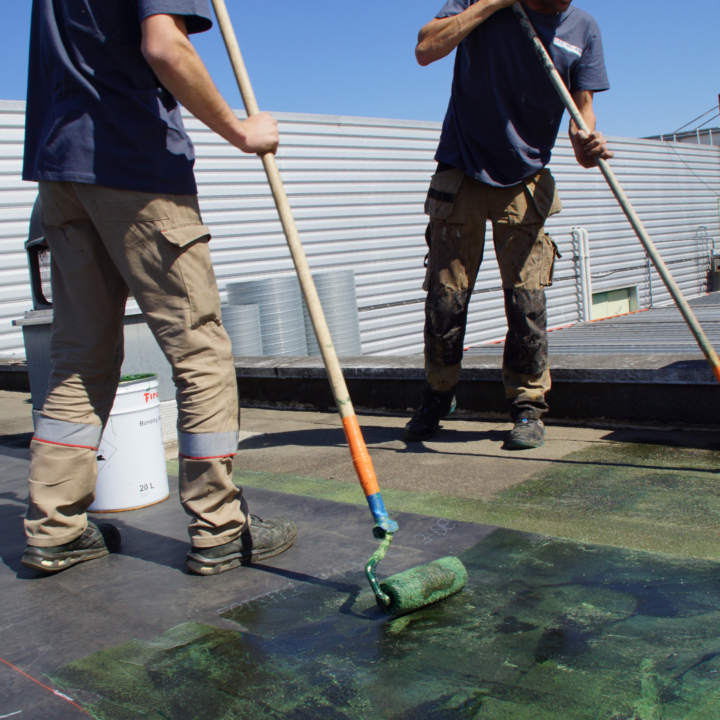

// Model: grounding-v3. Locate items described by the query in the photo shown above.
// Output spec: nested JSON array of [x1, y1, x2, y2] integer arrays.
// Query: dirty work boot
[[403, 383, 457, 442], [186, 515, 297, 576], [506, 418, 545, 450], [21, 521, 121, 573]]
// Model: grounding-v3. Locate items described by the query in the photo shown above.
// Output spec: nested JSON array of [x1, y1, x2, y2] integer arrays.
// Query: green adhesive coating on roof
[[50, 529, 720, 719]]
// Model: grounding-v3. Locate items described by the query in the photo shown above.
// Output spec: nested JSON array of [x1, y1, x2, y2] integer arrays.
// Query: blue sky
[[2, 1, 719, 139]]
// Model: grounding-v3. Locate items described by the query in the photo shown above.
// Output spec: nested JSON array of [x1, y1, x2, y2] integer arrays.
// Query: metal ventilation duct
[[226, 276, 307, 356], [220, 304, 263, 357], [303, 269, 362, 356]]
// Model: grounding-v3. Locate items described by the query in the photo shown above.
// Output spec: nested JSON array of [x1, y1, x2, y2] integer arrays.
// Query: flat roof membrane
[[50, 528, 720, 719]]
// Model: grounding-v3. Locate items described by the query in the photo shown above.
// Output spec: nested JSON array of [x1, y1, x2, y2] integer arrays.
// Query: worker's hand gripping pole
[[512, 2, 720, 385], [210, 0, 398, 545]]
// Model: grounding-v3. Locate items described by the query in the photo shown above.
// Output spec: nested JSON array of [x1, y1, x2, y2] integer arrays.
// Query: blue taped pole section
[[366, 493, 399, 534]]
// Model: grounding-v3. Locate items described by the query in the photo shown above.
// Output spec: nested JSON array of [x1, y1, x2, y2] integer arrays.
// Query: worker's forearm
[[569, 101, 597, 164], [142, 15, 278, 156], [416, 0, 514, 66], [569, 107, 597, 138], [145, 39, 251, 152], [568, 91, 613, 168]]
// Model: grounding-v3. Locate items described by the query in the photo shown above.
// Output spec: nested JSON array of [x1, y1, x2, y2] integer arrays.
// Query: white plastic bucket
[[89, 375, 169, 512]]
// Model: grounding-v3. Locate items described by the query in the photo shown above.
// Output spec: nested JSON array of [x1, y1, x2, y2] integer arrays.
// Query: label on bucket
[[90, 380, 168, 513]]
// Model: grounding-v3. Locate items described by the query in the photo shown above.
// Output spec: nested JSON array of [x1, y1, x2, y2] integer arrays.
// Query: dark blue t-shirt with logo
[[434, 1, 610, 187], [23, 0, 213, 195]]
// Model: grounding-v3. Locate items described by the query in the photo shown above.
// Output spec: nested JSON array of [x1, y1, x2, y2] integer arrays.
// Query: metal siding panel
[[541, 136, 720, 341], [0, 103, 34, 355], [1, 104, 720, 357]]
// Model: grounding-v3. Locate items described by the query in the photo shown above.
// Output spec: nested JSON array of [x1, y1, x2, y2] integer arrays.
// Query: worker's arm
[[141, 14, 278, 155], [415, 0, 516, 66], [569, 91, 613, 169]]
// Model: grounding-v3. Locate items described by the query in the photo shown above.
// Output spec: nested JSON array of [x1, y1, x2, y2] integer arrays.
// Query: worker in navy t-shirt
[[21, 0, 297, 575], [404, 0, 614, 449]]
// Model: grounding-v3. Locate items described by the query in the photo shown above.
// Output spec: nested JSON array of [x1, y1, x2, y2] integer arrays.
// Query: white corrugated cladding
[[0, 102, 34, 356], [545, 137, 720, 324], [2, 99, 719, 357], [188, 110, 440, 356]]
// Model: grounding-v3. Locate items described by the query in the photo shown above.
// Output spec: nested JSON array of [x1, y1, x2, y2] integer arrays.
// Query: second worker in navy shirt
[[405, 0, 614, 449]]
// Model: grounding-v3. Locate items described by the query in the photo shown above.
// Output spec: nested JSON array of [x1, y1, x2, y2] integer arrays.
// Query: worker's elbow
[[141, 37, 171, 66], [142, 39, 185, 79], [141, 38, 166, 68], [415, 45, 433, 67]]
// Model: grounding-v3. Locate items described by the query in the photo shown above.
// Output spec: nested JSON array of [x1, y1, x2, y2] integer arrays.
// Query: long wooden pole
[[512, 2, 720, 384], [211, 0, 397, 534]]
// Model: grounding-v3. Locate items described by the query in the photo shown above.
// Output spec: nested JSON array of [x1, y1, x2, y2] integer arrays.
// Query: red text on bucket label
[[144, 391, 158, 403]]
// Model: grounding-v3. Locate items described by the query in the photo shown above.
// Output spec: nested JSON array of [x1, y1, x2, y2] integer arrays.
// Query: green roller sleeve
[[378, 556, 468, 616]]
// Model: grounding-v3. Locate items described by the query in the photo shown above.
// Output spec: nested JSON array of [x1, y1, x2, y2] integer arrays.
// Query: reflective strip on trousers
[[178, 431, 238, 459], [33, 416, 103, 450]]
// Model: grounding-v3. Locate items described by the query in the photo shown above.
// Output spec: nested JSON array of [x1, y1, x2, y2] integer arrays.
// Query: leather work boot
[[186, 515, 297, 576], [403, 383, 457, 442], [506, 418, 545, 450], [21, 521, 121, 573]]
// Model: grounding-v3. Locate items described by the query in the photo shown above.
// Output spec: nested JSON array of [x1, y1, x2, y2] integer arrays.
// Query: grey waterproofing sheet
[[468, 291, 720, 356]]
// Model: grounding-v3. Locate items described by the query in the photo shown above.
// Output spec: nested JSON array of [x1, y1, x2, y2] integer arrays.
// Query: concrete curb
[[0, 359, 31, 392], [234, 354, 717, 385], [234, 354, 720, 425], [4, 354, 718, 424]]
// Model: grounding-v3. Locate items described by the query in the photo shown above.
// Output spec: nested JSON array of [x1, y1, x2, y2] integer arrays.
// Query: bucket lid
[[119, 373, 158, 384]]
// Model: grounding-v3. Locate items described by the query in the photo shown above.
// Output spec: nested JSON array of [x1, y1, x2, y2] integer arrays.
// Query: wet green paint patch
[[493, 442, 720, 559], [51, 529, 720, 719], [175, 441, 720, 561]]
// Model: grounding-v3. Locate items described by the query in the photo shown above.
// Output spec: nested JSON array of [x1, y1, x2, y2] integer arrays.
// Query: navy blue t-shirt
[[434, 1, 610, 187], [23, 0, 213, 195]]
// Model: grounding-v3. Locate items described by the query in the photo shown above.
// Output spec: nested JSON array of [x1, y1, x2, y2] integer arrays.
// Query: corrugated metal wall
[[0, 102, 34, 357], [2, 100, 719, 357]]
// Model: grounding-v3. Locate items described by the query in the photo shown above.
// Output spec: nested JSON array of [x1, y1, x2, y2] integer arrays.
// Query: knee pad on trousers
[[424, 287, 471, 367], [503, 288, 548, 376]]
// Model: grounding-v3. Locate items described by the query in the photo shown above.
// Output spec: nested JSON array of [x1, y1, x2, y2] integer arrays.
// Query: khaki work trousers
[[423, 167, 562, 420], [25, 181, 247, 549]]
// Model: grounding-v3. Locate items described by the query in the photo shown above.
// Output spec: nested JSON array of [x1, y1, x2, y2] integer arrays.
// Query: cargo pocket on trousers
[[37, 187, 68, 227], [524, 169, 562, 221], [424, 168, 465, 220], [540, 234, 562, 287], [422, 223, 432, 292], [423, 169, 465, 291], [162, 224, 220, 328]]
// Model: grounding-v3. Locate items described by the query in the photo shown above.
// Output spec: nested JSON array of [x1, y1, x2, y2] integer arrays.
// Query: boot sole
[[21, 547, 110, 573], [403, 397, 456, 443], [185, 535, 296, 576], [505, 438, 545, 450], [403, 426, 439, 442]]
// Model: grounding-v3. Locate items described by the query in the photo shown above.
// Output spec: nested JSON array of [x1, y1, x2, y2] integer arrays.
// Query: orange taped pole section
[[0, 656, 91, 715], [342, 415, 380, 498], [342, 414, 397, 535]]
